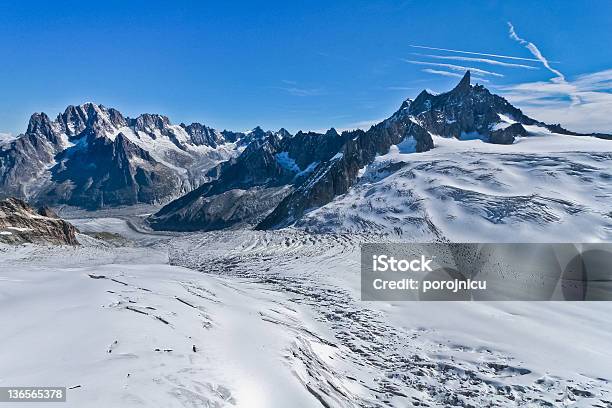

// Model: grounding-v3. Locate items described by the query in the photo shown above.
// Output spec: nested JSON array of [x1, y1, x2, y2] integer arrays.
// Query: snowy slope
[[298, 130, 612, 241], [1, 214, 611, 407], [107, 125, 243, 186], [169, 230, 612, 407], [0, 239, 319, 408]]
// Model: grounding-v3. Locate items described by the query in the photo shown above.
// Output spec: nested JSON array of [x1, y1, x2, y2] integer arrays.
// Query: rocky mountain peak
[[57, 103, 127, 140], [276, 128, 292, 138], [249, 126, 266, 138], [325, 128, 340, 137], [410, 90, 434, 112], [131, 114, 171, 133], [181, 122, 224, 147], [113, 132, 152, 161], [240, 126, 273, 146], [26, 112, 63, 146], [451, 70, 471, 94], [405, 70, 537, 144], [398, 98, 412, 112], [26, 112, 54, 135], [57, 105, 89, 136]]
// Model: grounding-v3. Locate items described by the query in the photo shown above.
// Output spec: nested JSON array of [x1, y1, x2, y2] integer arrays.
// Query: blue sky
[[1, 0, 611, 136]]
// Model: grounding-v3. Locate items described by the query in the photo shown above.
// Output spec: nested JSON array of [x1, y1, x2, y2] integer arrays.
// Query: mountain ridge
[[1, 71, 610, 224], [149, 71, 612, 231], [0, 103, 280, 209], [0, 197, 79, 245]]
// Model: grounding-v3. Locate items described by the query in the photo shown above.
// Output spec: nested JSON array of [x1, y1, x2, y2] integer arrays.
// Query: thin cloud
[[338, 118, 385, 132], [283, 87, 324, 96], [275, 84, 324, 97], [500, 69, 612, 133], [507, 22, 580, 106], [574, 69, 612, 91], [422, 69, 490, 83], [414, 53, 538, 70], [0, 132, 14, 142], [403, 60, 504, 77], [275, 80, 325, 97], [409, 44, 547, 63], [422, 68, 463, 78]]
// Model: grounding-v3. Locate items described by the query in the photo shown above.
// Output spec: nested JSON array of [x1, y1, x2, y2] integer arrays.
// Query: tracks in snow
[[168, 231, 612, 407]]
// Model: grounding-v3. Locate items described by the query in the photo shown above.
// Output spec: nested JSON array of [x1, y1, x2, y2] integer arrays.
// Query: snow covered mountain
[[297, 133, 612, 240], [2, 73, 612, 408], [150, 71, 611, 232], [148, 128, 357, 231], [405, 71, 611, 144], [2, 71, 610, 225], [0, 103, 271, 209]]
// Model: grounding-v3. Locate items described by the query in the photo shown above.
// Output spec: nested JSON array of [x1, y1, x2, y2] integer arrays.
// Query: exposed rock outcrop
[[0, 198, 78, 245], [257, 116, 433, 229], [148, 129, 349, 231]]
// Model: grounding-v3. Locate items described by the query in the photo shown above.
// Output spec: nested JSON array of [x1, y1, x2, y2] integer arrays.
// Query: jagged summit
[[0, 104, 261, 208], [276, 128, 292, 138], [405, 70, 542, 143], [406, 71, 612, 143], [451, 70, 471, 93], [325, 128, 340, 137], [407, 71, 471, 115]]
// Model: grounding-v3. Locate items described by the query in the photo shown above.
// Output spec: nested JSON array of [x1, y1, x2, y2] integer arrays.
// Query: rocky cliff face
[[405, 71, 534, 144], [42, 133, 184, 209], [148, 128, 349, 231], [257, 114, 433, 229], [0, 197, 79, 245], [0, 114, 67, 199], [403, 70, 607, 144], [150, 98, 436, 231]]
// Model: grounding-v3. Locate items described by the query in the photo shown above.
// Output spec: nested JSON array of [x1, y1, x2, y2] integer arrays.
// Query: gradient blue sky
[[1, 0, 611, 136]]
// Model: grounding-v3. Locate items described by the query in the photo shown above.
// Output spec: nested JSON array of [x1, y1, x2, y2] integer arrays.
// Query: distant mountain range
[[0, 103, 279, 208], [1, 71, 610, 231]]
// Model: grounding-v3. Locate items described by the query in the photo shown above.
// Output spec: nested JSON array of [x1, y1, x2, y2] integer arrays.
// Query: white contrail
[[403, 60, 504, 77], [507, 22, 565, 82], [422, 69, 490, 82], [415, 53, 538, 70], [507, 22, 579, 104], [421, 68, 463, 78], [409, 44, 545, 62]]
